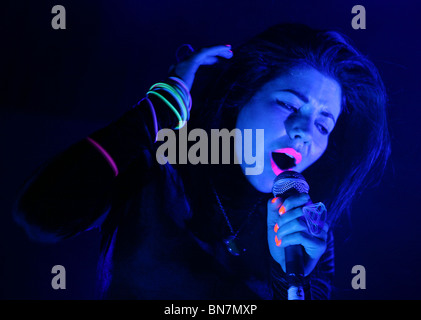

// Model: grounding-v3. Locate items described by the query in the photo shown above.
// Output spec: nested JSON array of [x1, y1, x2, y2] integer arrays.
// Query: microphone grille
[[272, 171, 309, 198]]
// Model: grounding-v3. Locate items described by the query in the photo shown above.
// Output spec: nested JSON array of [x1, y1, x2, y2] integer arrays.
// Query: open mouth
[[271, 148, 302, 176]]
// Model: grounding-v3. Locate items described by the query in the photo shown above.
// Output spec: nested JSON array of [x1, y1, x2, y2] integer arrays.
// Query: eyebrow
[[278, 89, 336, 125], [278, 89, 309, 103]]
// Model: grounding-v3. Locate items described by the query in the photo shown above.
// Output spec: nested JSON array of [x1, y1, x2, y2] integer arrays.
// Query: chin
[[246, 170, 276, 193]]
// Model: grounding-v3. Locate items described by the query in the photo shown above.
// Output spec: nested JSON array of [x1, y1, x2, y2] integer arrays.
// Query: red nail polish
[[275, 235, 282, 247], [278, 206, 286, 215]]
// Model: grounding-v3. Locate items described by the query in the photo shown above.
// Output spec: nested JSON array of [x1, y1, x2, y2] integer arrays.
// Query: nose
[[285, 115, 313, 146]]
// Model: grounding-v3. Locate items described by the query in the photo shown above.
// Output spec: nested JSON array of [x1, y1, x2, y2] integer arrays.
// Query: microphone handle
[[275, 190, 306, 300], [285, 245, 305, 300]]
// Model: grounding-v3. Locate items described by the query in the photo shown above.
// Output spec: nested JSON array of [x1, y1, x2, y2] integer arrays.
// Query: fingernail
[[225, 44, 231, 48], [271, 197, 278, 204], [274, 223, 279, 233], [278, 206, 286, 215], [275, 235, 282, 247]]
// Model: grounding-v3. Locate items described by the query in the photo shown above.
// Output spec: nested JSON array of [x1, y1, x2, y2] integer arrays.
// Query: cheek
[[240, 107, 287, 142], [261, 109, 289, 139], [308, 136, 329, 164], [237, 103, 290, 157]]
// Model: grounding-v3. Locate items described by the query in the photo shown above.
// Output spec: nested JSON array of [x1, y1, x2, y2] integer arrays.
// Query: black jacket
[[14, 93, 334, 299]]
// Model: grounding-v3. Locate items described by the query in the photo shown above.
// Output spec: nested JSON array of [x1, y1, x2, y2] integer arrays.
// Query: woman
[[13, 24, 390, 299]]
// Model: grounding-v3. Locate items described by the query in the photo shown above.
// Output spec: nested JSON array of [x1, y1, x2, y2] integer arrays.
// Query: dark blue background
[[1, 0, 420, 299]]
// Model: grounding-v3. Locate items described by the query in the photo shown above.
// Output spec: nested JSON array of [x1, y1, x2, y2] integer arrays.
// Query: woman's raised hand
[[169, 45, 233, 91]]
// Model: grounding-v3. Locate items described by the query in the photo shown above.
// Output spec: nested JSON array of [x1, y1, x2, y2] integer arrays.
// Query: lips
[[270, 148, 302, 176]]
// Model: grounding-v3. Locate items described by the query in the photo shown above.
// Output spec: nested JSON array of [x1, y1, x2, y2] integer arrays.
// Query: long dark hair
[[189, 23, 391, 227]]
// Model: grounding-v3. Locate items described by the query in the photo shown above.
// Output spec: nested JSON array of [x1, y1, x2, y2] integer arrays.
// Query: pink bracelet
[[86, 137, 119, 177]]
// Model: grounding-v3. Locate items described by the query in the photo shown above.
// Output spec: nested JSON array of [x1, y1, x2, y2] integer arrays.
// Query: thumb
[[175, 44, 195, 63]]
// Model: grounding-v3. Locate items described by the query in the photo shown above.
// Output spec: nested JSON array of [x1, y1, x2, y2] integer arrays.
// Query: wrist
[[146, 77, 192, 130]]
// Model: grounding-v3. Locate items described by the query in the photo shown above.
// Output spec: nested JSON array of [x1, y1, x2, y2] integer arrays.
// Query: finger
[[199, 51, 233, 65], [281, 193, 311, 212], [193, 45, 233, 65], [281, 231, 324, 249], [276, 206, 304, 227], [276, 218, 308, 239], [175, 44, 195, 63], [196, 45, 232, 57], [267, 197, 283, 226]]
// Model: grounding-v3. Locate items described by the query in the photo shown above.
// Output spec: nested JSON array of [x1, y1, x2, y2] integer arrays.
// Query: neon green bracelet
[[149, 82, 188, 122], [146, 90, 186, 129]]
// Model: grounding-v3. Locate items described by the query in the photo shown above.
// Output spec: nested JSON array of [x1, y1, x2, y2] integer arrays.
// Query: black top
[[14, 92, 334, 300]]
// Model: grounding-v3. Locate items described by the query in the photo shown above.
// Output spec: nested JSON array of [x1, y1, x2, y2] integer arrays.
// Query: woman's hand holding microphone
[[267, 194, 329, 276]]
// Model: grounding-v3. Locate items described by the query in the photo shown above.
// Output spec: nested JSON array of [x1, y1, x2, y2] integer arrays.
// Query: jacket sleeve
[[13, 93, 178, 243], [270, 230, 335, 300]]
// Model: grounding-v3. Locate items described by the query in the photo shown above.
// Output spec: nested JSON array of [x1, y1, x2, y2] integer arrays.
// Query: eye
[[276, 100, 298, 113], [316, 123, 329, 135]]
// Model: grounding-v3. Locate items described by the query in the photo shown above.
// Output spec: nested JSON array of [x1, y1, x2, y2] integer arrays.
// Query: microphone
[[272, 171, 309, 300]]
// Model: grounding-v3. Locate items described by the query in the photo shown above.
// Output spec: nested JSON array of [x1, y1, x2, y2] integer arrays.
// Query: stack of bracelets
[[146, 76, 192, 135], [85, 76, 191, 177]]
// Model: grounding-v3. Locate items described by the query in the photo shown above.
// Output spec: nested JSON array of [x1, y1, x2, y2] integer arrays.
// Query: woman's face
[[235, 66, 342, 193]]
